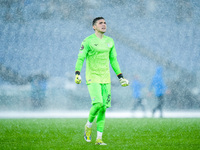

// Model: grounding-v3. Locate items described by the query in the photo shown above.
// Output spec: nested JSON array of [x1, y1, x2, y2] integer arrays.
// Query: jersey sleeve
[[109, 41, 122, 75], [75, 39, 89, 73]]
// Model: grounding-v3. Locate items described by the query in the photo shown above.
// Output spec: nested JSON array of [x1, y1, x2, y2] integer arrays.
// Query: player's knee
[[93, 103, 103, 110], [101, 106, 107, 113]]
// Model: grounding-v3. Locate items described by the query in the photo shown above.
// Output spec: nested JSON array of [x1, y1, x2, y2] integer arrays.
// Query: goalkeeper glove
[[119, 78, 129, 87], [117, 73, 129, 87], [75, 71, 81, 84]]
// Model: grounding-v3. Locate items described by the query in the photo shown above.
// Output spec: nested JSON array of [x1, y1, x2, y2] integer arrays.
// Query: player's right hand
[[75, 74, 81, 84], [119, 78, 129, 87]]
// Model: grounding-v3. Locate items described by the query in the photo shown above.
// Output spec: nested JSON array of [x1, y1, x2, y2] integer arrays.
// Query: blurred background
[[0, 0, 200, 117]]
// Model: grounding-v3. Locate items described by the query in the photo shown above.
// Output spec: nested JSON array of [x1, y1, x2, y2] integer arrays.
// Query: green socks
[[87, 103, 107, 132]]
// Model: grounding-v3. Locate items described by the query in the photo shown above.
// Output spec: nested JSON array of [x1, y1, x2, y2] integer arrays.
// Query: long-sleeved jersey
[[75, 34, 121, 84]]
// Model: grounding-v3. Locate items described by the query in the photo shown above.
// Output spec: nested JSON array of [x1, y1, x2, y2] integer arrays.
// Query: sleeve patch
[[80, 45, 84, 50]]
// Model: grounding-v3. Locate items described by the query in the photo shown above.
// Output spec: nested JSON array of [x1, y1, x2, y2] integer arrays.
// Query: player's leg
[[88, 103, 103, 123], [85, 103, 102, 142], [133, 99, 138, 110], [96, 105, 106, 134], [139, 98, 144, 110], [96, 105, 107, 145], [95, 83, 111, 145], [152, 97, 158, 117], [84, 83, 103, 142], [158, 95, 164, 118]]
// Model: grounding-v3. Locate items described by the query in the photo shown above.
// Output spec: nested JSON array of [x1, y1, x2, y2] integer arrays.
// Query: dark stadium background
[[0, 0, 200, 116]]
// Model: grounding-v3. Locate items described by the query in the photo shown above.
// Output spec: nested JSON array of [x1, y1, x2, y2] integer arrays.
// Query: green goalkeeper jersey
[[75, 34, 122, 84]]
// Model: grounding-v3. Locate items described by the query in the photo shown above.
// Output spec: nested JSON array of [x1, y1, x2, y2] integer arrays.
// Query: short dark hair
[[92, 17, 105, 26]]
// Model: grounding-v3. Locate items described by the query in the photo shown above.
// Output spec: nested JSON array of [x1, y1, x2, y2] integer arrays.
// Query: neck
[[95, 31, 104, 39]]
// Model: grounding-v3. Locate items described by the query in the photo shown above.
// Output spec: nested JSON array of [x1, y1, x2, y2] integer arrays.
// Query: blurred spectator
[[131, 75, 145, 115], [149, 66, 167, 118], [28, 73, 48, 110]]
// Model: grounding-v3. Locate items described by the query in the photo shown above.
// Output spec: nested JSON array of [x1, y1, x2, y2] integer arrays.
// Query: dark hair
[[92, 17, 105, 26]]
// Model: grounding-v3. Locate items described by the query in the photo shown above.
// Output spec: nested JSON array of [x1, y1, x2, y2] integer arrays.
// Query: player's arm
[[109, 43, 129, 87], [75, 40, 89, 84], [110, 56, 129, 87]]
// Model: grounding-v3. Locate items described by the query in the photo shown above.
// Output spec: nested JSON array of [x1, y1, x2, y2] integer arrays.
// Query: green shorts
[[87, 83, 111, 108]]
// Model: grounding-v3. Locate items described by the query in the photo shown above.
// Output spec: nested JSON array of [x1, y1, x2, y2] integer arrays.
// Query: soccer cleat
[[95, 139, 107, 145], [84, 125, 92, 142]]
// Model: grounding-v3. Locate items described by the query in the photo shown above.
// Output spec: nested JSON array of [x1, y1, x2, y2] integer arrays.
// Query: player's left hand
[[119, 78, 129, 87]]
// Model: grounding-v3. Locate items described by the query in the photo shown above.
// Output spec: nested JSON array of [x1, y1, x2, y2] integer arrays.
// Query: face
[[93, 19, 107, 33]]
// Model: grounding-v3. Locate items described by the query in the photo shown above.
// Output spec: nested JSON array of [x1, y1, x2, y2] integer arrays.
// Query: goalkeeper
[[75, 17, 129, 145]]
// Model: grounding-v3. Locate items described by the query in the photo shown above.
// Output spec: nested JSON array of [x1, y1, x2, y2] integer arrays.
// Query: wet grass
[[0, 118, 200, 150]]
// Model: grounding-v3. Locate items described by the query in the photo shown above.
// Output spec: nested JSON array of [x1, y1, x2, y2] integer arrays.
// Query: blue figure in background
[[28, 73, 48, 110], [131, 75, 145, 114], [149, 66, 167, 118]]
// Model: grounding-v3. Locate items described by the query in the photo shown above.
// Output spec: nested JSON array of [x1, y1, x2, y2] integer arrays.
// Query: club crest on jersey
[[107, 43, 111, 47]]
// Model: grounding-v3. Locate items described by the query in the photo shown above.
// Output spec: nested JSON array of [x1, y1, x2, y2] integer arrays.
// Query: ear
[[93, 25, 96, 30]]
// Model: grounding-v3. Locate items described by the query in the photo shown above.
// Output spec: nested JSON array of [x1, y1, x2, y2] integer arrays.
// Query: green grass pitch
[[0, 118, 200, 150]]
